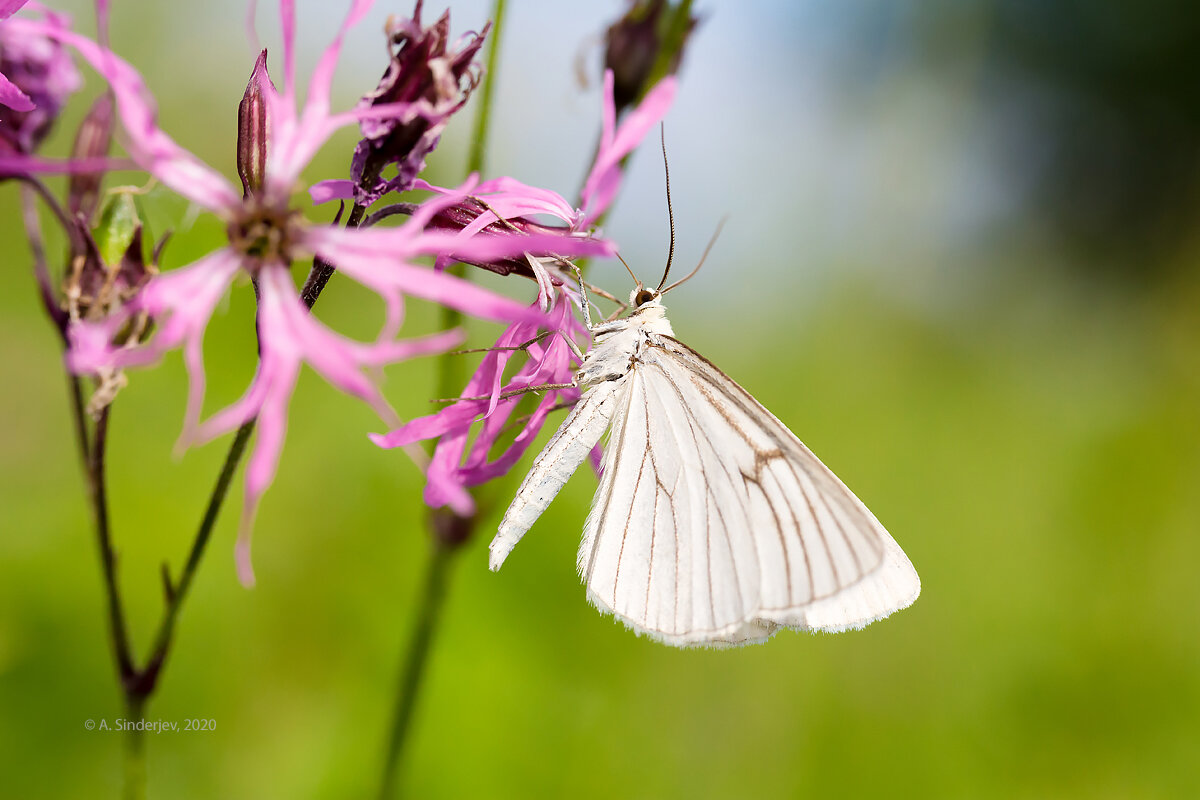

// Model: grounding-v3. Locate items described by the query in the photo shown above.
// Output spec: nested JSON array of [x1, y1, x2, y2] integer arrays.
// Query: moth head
[[631, 287, 661, 308]]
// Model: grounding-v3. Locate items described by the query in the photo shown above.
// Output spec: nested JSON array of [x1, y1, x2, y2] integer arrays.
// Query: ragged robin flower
[[13, 0, 613, 585]]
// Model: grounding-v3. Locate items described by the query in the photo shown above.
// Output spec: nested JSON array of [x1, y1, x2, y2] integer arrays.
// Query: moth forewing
[[490, 380, 622, 571]]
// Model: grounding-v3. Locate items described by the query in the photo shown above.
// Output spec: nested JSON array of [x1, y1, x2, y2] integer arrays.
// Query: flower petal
[[579, 70, 677, 224], [0, 70, 34, 111], [310, 231, 550, 325], [0, 154, 129, 176], [0, 1, 31, 20], [309, 178, 354, 204], [6, 17, 239, 209], [266, 0, 377, 189]]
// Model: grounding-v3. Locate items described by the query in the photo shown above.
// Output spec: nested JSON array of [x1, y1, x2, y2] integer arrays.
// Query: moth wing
[[491, 380, 622, 570], [579, 335, 919, 647]]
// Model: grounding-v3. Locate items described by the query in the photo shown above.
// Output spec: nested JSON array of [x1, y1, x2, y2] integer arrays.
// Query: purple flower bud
[[237, 50, 272, 199], [67, 93, 114, 222], [350, 1, 489, 205], [426, 196, 588, 278], [603, 0, 697, 115], [0, 6, 81, 153]]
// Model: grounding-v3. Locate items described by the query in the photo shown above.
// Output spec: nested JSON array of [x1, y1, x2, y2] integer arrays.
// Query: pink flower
[[0, 0, 34, 111], [373, 284, 590, 513], [0, 2, 80, 146], [312, 68, 678, 236], [14, 0, 612, 585], [369, 71, 677, 510], [578, 69, 677, 225]]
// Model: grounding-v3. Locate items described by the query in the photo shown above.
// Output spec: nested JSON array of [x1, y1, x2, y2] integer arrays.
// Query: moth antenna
[[655, 124, 677, 291], [662, 215, 728, 295], [615, 251, 641, 289]]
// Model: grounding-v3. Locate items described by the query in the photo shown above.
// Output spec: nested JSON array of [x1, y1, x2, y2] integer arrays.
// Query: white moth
[[490, 284, 920, 647]]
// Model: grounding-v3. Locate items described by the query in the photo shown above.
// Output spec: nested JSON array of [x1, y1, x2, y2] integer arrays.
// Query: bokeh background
[[3, 1, 1199, 797]]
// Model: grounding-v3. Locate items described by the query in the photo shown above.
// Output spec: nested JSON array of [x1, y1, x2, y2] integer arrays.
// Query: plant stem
[[67, 375, 91, 466], [376, 3, 508, 795], [122, 695, 147, 800], [86, 407, 146, 800], [23, 178, 147, 798], [301, 203, 367, 308], [88, 407, 136, 686], [136, 420, 255, 692], [377, 540, 454, 799], [467, 0, 505, 178]]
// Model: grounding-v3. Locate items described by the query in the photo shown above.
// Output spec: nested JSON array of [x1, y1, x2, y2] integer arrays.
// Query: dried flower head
[[64, 190, 157, 415], [351, 0, 489, 205]]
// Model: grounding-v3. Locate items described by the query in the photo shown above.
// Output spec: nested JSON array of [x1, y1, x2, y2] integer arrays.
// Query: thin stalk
[[300, 202, 368, 308], [121, 696, 147, 800], [135, 420, 256, 693], [17, 174, 87, 255], [87, 408, 145, 800], [377, 541, 454, 799], [88, 407, 135, 680], [67, 375, 91, 468], [22, 186, 88, 465], [376, 2, 507, 795], [466, 0, 505, 178]]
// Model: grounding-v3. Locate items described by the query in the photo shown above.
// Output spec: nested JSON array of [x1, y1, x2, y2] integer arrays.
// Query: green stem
[[376, 2, 508, 795], [137, 420, 256, 691], [377, 540, 455, 799], [89, 407, 145, 800], [122, 696, 147, 800], [87, 407, 137, 691], [467, 0, 505, 178]]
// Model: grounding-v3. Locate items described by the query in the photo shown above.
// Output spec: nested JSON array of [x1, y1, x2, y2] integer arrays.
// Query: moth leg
[[448, 330, 551, 356], [431, 381, 576, 405], [570, 262, 596, 331]]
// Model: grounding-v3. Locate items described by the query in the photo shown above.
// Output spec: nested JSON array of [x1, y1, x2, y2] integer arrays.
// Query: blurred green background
[[3, 1, 1199, 798]]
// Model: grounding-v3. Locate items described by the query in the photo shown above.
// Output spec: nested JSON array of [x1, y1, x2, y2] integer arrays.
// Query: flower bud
[[67, 93, 114, 221], [237, 50, 272, 199], [603, 0, 697, 116]]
